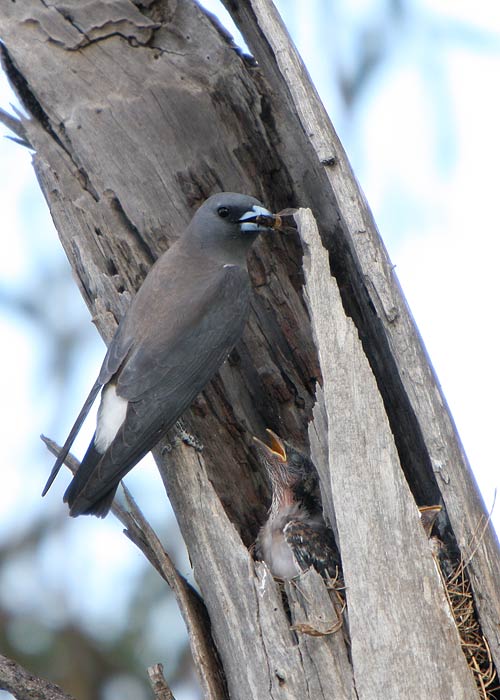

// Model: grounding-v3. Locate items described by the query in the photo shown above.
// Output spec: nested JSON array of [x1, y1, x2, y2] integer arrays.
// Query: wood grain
[[223, 0, 500, 677], [299, 207, 478, 698]]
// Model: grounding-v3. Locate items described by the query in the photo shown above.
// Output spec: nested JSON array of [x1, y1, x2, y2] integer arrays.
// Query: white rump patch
[[94, 384, 128, 453]]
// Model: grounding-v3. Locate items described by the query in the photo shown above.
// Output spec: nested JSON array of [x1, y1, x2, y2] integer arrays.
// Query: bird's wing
[[284, 520, 341, 580], [115, 263, 250, 401], [65, 264, 250, 515], [43, 242, 243, 496]]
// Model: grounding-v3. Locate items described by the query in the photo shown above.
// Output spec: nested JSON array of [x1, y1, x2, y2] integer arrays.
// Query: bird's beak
[[252, 428, 287, 462], [419, 505, 442, 538], [238, 206, 282, 231]]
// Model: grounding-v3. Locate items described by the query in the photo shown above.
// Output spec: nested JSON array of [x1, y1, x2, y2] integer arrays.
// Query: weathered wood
[[0, 653, 76, 700], [1, 0, 499, 697], [298, 207, 478, 698], [147, 663, 176, 700], [41, 436, 227, 700], [155, 437, 354, 699], [285, 569, 354, 699], [222, 0, 500, 674]]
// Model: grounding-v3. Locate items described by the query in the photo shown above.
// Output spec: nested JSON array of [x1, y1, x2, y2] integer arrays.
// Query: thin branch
[[0, 653, 75, 700], [463, 489, 497, 567], [40, 435, 228, 700], [0, 106, 32, 148], [148, 663, 176, 700]]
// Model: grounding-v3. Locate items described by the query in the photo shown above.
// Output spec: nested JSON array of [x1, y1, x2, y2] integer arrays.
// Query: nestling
[[254, 429, 341, 581]]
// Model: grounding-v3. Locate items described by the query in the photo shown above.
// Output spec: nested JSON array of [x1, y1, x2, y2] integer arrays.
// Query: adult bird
[[254, 429, 341, 581], [43, 192, 281, 517]]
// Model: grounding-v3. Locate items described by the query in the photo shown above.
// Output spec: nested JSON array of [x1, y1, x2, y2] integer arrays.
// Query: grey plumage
[[43, 193, 280, 517], [254, 430, 341, 581]]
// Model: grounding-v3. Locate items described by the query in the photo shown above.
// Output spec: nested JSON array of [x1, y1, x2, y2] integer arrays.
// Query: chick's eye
[[217, 206, 230, 218]]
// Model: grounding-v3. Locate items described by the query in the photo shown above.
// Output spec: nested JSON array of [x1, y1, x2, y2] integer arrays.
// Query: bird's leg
[[162, 419, 204, 455], [174, 419, 204, 451], [290, 617, 343, 637]]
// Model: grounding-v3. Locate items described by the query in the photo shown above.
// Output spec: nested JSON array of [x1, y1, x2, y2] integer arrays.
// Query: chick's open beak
[[252, 428, 287, 462]]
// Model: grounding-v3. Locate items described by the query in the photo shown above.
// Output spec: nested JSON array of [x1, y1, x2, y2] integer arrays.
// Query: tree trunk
[[0, 1, 498, 698]]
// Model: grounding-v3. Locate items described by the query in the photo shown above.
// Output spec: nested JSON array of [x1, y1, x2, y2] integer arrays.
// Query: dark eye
[[217, 206, 230, 218]]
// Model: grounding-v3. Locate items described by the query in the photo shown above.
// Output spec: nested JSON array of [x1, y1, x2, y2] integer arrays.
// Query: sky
[[1, 1, 499, 698]]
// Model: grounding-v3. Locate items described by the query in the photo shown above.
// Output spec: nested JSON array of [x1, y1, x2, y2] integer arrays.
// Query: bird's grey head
[[186, 192, 280, 263]]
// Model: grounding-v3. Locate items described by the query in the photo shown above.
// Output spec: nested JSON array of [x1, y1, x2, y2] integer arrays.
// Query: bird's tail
[[42, 379, 102, 496], [70, 486, 118, 518], [63, 437, 117, 518]]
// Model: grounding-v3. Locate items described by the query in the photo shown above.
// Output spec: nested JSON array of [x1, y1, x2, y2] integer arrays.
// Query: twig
[[0, 653, 75, 700], [463, 488, 497, 567], [147, 663, 176, 700], [431, 540, 499, 698], [0, 106, 32, 148], [40, 435, 228, 700]]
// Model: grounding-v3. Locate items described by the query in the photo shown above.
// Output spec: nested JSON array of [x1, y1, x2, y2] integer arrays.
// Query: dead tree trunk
[[1, 1, 499, 698]]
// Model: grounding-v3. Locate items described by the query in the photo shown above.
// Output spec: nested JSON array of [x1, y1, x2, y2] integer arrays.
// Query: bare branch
[[0, 106, 31, 148], [0, 653, 75, 700], [40, 435, 227, 700], [147, 663, 176, 700]]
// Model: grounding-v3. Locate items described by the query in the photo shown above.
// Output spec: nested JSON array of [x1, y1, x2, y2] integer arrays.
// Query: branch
[[40, 436, 227, 700], [0, 653, 75, 700], [0, 106, 32, 148], [147, 663, 176, 700]]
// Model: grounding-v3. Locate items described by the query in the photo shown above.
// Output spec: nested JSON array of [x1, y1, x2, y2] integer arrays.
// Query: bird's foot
[[174, 419, 203, 451], [162, 420, 204, 455], [290, 617, 343, 637]]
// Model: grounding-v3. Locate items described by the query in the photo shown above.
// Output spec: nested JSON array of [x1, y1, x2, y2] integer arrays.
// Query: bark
[[148, 663, 176, 700], [0, 653, 76, 700], [0, 1, 498, 699], [41, 436, 227, 700], [299, 208, 477, 698]]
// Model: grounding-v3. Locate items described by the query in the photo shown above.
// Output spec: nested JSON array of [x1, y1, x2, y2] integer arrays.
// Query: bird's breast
[[258, 518, 301, 579]]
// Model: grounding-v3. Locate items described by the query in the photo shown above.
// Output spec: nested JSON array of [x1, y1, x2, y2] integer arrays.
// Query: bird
[[419, 504, 456, 579], [419, 504, 442, 539], [253, 429, 341, 581], [43, 192, 282, 517]]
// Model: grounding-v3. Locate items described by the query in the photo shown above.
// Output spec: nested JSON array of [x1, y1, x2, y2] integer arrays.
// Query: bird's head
[[419, 504, 442, 538], [253, 429, 316, 494], [188, 192, 282, 263]]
